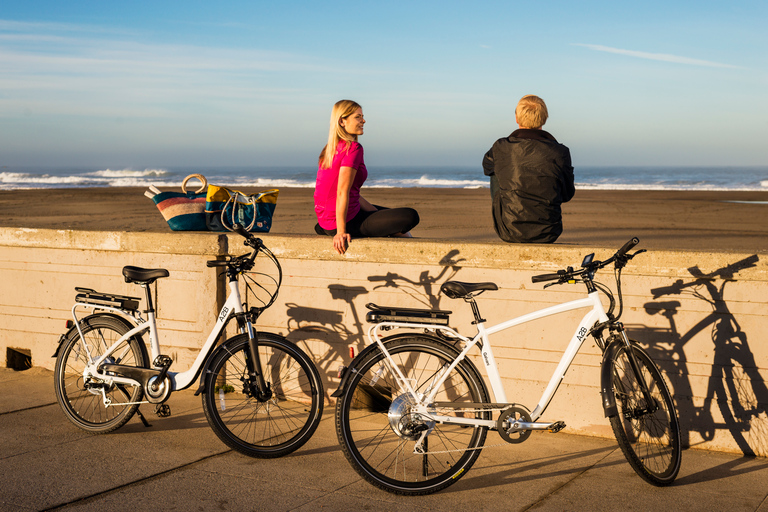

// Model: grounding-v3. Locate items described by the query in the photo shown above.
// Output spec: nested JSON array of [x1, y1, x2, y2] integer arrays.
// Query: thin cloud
[[573, 43, 741, 69]]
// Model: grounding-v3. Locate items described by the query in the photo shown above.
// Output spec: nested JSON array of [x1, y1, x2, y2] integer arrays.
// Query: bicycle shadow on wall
[[283, 285, 369, 399], [634, 255, 768, 457], [367, 249, 465, 309], [282, 250, 466, 397]]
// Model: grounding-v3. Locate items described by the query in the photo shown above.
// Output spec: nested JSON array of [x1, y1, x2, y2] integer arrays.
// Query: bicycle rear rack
[[365, 303, 451, 326], [75, 287, 140, 311]]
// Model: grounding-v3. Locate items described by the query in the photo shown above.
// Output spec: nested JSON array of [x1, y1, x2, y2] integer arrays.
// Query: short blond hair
[[515, 95, 548, 129]]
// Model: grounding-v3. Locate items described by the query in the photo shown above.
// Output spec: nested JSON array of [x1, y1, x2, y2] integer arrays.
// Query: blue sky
[[1, 1, 766, 169]]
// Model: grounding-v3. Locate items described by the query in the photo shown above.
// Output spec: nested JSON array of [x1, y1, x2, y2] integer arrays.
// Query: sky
[[1, 0, 766, 169]]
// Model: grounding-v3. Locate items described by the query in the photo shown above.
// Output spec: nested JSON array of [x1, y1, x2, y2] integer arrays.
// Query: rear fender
[[51, 313, 146, 363], [330, 332, 462, 398]]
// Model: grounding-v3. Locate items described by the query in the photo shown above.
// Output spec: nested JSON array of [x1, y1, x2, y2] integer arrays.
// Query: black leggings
[[315, 205, 419, 238]]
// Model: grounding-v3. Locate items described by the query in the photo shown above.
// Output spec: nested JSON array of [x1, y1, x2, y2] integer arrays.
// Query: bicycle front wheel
[[335, 335, 489, 496], [608, 342, 682, 485], [54, 314, 147, 433], [202, 332, 323, 458]]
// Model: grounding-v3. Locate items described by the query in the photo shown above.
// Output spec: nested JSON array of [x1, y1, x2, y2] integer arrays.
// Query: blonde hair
[[515, 95, 548, 129], [319, 99, 362, 169]]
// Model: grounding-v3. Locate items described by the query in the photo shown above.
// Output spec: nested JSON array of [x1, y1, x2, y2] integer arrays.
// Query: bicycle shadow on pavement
[[117, 409, 211, 433], [443, 445, 618, 493], [673, 453, 768, 485], [634, 255, 768, 457]]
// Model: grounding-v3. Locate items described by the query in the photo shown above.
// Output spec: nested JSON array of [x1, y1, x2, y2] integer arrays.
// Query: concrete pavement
[[1, 367, 767, 511]]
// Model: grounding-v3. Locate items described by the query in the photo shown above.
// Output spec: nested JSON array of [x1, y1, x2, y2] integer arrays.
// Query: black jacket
[[483, 129, 574, 243]]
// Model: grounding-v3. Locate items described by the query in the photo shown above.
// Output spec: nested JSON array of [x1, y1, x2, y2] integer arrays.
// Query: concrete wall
[[0, 228, 228, 373], [1, 227, 767, 458]]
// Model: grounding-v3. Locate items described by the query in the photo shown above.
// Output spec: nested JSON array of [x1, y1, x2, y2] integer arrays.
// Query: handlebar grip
[[616, 237, 640, 258], [532, 272, 562, 283], [232, 223, 250, 239], [206, 260, 229, 267]]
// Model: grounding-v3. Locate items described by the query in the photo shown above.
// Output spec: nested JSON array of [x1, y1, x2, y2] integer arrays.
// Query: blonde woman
[[314, 100, 419, 254]]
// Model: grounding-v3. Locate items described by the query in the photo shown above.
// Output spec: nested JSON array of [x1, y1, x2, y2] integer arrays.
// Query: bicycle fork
[[237, 313, 272, 402], [613, 323, 658, 417]]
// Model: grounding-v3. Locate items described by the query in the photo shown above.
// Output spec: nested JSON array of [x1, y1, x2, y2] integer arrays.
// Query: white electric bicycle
[[333, 238, 681, 494], [53, 226, 323, 458]]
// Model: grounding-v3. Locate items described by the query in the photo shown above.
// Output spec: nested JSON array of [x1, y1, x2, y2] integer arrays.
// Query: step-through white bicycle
[[333, 238, 681, 494], [53, 226, 323, 458]]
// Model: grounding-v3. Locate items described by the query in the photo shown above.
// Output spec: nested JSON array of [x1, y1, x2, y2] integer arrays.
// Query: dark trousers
[[315, 205, 419, 238]]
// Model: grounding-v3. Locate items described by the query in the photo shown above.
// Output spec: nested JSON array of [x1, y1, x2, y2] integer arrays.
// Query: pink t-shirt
[[314, 140, 368, 230]]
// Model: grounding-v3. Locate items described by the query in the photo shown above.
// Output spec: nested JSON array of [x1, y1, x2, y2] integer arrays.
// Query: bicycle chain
[[414, 407, 521, 455]]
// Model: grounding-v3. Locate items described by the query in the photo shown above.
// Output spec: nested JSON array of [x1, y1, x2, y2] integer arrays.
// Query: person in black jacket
[[483, 95, 575, 243]]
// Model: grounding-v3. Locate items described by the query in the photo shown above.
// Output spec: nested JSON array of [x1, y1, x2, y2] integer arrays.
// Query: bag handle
[[181, 174, 208, 194], [221, 192, 257, 232]]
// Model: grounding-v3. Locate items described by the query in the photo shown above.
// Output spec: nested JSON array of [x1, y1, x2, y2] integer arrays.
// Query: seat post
[[141, 283, 156, 314], [466, 296, 485, 324]]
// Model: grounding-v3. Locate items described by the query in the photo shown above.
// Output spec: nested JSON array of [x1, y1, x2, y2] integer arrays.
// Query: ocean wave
[[576, 183, 768, 191], [368, 175, 489, 189], [0, 171, 92, 185], [88, 168, 170, 178]]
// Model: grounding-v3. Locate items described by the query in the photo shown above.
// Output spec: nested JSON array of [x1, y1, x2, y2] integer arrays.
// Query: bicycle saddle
[[122, 265, 170, 284], [441, 281, 498, 299]]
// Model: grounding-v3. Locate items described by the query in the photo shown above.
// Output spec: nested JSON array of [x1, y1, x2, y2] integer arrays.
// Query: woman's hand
[[333, 231, 352, 254]]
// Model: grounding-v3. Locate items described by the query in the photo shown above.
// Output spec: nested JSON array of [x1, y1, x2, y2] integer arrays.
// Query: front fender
[[600, 339, 623, 418]]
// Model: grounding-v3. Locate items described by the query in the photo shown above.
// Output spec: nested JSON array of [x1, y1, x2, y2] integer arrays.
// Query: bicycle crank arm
[[508, 420, 566, 433]]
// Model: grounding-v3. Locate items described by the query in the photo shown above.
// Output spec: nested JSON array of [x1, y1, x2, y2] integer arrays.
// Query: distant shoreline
[[1, 165, 767, 191], [2, 187, 768, 253]]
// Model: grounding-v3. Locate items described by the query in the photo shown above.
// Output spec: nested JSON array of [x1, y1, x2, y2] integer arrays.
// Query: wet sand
[[2, 187, 767, 252]]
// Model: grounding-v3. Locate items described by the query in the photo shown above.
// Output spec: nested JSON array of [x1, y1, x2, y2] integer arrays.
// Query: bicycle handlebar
[[615, 237, 640, 259], [531, 237, 643, 285], [206, 224, 265, 269], [531, 271, 566, 283]]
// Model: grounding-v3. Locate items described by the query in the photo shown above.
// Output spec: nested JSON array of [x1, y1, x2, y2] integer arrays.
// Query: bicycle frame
[[368, 290, 610, 431], [73, 279, 246, 392]]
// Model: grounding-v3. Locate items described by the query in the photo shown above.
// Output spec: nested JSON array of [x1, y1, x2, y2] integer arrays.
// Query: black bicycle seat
[[441, 281, 498, 299], [122, 266, 170, 284]]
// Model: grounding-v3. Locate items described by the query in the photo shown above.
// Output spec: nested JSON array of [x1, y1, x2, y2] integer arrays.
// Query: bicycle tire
[[608, 342, 682, 485], [54, 314, 147, 433], [202, 332, 323, 458], [335, 335, 489, 495]]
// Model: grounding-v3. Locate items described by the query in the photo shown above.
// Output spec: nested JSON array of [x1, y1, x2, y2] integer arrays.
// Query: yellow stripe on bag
[[206, 186, 279, 204]]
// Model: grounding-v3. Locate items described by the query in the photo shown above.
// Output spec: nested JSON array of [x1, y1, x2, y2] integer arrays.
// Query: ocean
[[1, 165, 767, 191]]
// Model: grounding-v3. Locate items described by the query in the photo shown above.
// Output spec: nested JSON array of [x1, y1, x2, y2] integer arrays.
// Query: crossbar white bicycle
[[333, 238, 681, 494], [53, 226, 323, 458]]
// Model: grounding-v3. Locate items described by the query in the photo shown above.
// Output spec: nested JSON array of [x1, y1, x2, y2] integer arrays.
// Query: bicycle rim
[[609, 344, 682, 485], [336, 336, 488, 495], [54, 315, 146, 433], [203, 334, 323, 458]]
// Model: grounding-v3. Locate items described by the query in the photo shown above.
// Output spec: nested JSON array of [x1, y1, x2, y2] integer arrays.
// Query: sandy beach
[[2, 187, 767, 253]]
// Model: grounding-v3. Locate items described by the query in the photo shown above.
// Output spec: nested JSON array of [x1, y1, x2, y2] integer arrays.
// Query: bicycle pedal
[[548, 421, 566, 433], [155, 404, 171, 418], [153, 355, 173, 368]]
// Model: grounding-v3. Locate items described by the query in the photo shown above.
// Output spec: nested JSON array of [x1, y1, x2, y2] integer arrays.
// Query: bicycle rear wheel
[[608, 342, 681, 485], [202, 332, 323, 458], [335, 335, 489, 495], [54, 314, 147, 433]]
